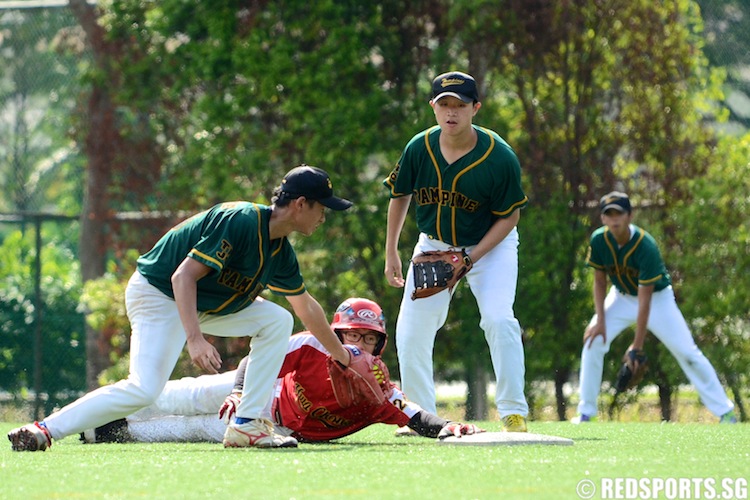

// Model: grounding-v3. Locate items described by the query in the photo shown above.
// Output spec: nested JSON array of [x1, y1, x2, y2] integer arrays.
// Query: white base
[[436, 431, 574, 446]]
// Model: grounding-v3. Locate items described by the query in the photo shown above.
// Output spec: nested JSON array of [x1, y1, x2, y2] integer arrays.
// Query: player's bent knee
[[275, 308, 294, 334], [111, 379, 163, 410]]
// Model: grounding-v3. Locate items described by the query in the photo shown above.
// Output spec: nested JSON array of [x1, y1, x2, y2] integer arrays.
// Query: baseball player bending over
[[572, 192, 737, 423], [383, 71, 529, 432], [9, 166, 355, 451], [81, 299, 483, 444]]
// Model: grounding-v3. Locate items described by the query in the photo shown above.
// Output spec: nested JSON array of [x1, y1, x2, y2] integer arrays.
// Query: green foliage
[[85, 0, 747, 419], [669, 133, 750, 401], [3, 0, 749, 421], [0, 229, 85, 414], [99, 0, 414, 210]]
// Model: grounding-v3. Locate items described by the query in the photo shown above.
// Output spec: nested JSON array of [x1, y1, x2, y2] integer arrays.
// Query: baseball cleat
[[394, 425, 419, 437], [570, 414, 597, 424], [8, 422, 52, 452], [719, 410, 738, 424], [501, 414, 528, 432], [223, 418, 298, 448], [80, 418, 133, 444]]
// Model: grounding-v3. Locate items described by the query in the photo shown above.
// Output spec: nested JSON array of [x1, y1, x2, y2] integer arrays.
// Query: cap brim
[[433, 91, 474, 103], [601, 203, 627, 213], [318, 196, 353, 211]]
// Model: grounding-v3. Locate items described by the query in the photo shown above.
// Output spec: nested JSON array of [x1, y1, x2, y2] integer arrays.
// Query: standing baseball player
[[8, 165, 355, 451], [572, 191, 737, 423], [81, 298, 483, 443], [383, 71, 530, 432]]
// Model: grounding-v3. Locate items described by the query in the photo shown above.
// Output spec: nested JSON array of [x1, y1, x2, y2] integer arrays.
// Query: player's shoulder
[[207, 202, 268, 221], [632, 225, 660, 249], [476, 126, 513, 149], [476, 126, 519, 166], [404, 126, 439, 150], [288, 331, 328, 354], [590, 225, 608, 241]]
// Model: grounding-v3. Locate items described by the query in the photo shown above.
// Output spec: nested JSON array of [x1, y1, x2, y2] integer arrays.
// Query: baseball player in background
[[572, 191, 737, 423], [383, 71, 530, 433], [9, 165, 355, 452], [80, 299, 483, 444]]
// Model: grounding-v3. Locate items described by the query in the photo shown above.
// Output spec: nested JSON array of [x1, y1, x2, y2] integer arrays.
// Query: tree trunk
[[70, 0, 120, 389], [79, 85, 117, 389], [554, 367, 570, 421], [465, 366, 489, 420]]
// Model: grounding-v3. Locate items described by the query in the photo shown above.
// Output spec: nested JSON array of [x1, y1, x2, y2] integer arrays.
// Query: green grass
[[1, 421, 748, 499]]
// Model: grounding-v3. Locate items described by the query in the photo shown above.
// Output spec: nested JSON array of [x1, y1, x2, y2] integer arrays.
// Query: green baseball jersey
[[586, 224, 671, 296], [137, 202, 305, 315], [383, 125, 528, 246]]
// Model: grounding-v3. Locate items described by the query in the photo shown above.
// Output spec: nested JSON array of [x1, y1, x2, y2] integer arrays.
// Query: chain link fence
[[1, 2, 87, 420]]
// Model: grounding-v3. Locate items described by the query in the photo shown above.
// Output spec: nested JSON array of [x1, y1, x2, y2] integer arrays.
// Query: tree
[[12, 0, 740, 421]]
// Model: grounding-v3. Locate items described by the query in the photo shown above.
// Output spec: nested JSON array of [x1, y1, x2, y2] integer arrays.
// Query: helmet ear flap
[[373, 335, 387, 356]]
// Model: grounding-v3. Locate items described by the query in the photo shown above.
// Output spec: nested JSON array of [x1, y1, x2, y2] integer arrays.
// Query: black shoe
[[80, 418, 133, 444]]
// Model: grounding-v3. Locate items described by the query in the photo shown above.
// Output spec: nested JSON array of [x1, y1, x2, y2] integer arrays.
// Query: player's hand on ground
[[584, 322, 607, 349], [187, 336, 222, 374], [384, 251, 405, 288], [437, 422, 485, 439], [218, 391, 241, 424]]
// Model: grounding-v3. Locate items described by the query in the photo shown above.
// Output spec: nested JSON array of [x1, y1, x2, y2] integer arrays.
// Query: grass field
[[1, 421, 747, 500]]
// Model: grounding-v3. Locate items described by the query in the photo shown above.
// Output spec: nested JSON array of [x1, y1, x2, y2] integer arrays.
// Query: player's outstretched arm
[[287, 292, 350, 366], [404, 411, 484, 439]]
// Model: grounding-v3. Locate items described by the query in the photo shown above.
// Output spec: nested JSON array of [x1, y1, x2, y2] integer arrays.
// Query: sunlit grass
[[1, 419, 747, 500]]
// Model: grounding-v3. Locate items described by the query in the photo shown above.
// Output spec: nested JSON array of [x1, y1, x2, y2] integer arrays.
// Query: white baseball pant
[[577, 286, 734, 418], [395, 230, 528, 417], [126, 370, 236, 443], [44, 271, 292, 440]]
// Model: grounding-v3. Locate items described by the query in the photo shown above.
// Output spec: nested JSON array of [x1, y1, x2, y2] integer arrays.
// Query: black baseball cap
[[280, 165, 352, 211], [599, 191, 632, 214], [431, 71, 479, 103]]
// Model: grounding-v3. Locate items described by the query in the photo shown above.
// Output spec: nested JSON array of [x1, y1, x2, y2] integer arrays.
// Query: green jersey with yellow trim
[[136, 202, 304, 315], [383, 125, 528, 246], [586, 224, 671, 296]]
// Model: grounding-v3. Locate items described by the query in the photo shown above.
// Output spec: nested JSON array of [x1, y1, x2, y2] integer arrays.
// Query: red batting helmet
[[331, 298, 387, 356]]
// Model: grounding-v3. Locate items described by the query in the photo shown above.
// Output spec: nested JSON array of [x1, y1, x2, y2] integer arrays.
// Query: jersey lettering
[[603, 264, 639, 279], [310, 407, 351, 429], [217, 268, 256, 293], [391, 398, 406, 411], [415, 187, 479, 212], [294, 381, 352, 429], [388, 164, 400, 183], [216, 239, 232, 262], [294, 382, 313, 412]]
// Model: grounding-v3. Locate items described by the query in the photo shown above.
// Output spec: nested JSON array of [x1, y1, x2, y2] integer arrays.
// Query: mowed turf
[[1, 421, 747, 499]]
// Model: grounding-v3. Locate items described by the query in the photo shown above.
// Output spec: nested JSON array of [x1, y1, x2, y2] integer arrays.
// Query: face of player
[[430, 96, 481, 135], [601, 209, 633, 241], [295, 199, 327, 236], [339, 328, 381, 355]]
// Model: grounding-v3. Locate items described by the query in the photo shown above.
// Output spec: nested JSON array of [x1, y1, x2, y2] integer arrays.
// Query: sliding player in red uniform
[[82, 298, 483, 443]]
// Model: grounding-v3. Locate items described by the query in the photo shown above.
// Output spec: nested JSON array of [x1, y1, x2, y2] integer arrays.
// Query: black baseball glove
[[614, 348, 648, 392], [411, 249, 472, 300]]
